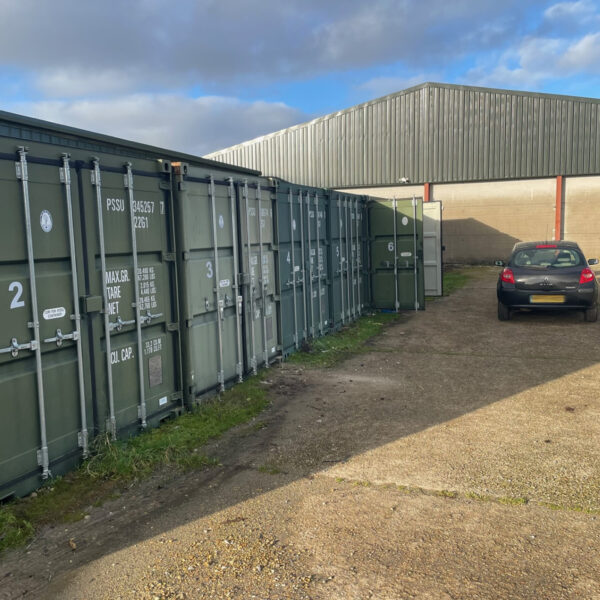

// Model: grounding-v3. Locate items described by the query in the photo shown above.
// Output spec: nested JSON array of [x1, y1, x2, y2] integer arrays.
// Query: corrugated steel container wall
[[206, 83, 600, 188]]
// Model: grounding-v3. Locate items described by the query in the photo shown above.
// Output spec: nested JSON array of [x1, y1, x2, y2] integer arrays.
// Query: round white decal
[[40, 210, 53, 233], [402, 216, 409, 226]]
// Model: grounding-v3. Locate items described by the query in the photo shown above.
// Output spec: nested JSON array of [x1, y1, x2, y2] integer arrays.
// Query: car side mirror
[[494, 260, 505, 267], [588, 258, 599, 265]]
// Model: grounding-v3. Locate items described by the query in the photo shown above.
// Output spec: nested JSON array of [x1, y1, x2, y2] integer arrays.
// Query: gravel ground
[[2, 266, 600, 599]]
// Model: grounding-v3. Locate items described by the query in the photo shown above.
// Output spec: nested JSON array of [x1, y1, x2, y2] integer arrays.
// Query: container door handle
[[0, 337, 38, 358], [109, 315, 136, 332], [43, 328, 79, 347]]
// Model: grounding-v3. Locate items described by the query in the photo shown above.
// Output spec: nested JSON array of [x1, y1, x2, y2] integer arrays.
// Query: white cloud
[[464, 31, 600, 89], [544, 0, 596, 20], [8, 94, 307, 156], [0, 0, 542, 98]]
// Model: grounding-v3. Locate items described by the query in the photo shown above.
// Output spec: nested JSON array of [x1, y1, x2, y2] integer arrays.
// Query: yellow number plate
[[530, 295, 566, 304]]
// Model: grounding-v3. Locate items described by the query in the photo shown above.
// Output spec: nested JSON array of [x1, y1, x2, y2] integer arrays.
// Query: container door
[[423, 201, 443, 296], [0, 147, 91, 499], [274, 186, 304, 357], [174, 166, 242, 404], [239, 180, 279, 373], [369, 197, 425, 310], [327, 193, 345, 331], [83, 158, 182, 435], [315, 191, 330, 333]]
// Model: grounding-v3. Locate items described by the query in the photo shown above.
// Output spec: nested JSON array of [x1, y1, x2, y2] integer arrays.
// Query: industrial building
[[206, 82, 600, 263]]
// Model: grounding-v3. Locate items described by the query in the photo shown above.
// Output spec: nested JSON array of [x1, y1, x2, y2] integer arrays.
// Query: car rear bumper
[[498, 286, 597, 308]]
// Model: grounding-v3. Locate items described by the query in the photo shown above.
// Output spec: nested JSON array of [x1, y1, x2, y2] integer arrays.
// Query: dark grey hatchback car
[[496, 241, 599, 322]]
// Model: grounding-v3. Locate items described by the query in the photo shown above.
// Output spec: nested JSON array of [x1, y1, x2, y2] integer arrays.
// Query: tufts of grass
[[498, 496, 529, 506], [0, 373, 270, 555], [437, 489, 459, 499], [257, 464, 282, 475], [443, 269, 472, 296], [0, 509, 33, 553], [288, 312, 401, 368]]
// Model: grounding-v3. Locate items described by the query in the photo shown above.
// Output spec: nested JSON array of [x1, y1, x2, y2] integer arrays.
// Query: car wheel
[[584, 305, 598, 322], [498, 301, 511, 321]]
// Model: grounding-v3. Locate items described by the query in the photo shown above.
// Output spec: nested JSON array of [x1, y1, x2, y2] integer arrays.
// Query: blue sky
[[1, 0, 599, 155]]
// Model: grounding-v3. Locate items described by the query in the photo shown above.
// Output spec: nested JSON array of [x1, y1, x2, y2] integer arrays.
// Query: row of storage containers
[[0, 111, 424, 499]]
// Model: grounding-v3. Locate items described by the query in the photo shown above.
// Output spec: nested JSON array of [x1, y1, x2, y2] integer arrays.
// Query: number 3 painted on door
[[9, 281, 25, 309]]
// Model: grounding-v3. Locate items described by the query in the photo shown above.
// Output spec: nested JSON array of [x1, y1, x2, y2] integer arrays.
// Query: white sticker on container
[[294, 266, 300, 272], [219, 279, 230, 288], [401, 252, 412, 257], [218, 214, 224, 229], [159, 396, 168, 406], [402, 216, 409, 226], [43, 307, 66, 320], [292, 219, 296, 231], [40, 210, 53, 233], [271, 346, 275, 353]]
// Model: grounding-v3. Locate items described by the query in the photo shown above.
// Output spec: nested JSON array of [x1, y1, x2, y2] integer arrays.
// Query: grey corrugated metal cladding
[[205, 83, 600, 188]]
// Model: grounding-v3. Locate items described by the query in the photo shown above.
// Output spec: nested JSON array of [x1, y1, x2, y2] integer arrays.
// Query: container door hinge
[[106, 417, 116, 438], [167, 322, 179, 332], [78, 430, 89, 452], [161, 252, 175, 262], [159, 180, 171, 190]]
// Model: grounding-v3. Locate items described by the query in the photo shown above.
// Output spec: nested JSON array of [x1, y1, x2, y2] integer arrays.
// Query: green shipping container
[[369, 197, 425, 310], [0, 135, 183, 499]]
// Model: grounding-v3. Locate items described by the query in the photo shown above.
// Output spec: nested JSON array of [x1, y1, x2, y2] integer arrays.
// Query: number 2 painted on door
[[9, 281, 25, 309]]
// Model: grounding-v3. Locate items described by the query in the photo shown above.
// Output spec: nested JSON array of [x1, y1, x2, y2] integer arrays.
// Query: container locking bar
[[109, 315, 136, 332], [288, 189, 299, 348], [314, 192, 323, 335], [16, 147, 50, 479], [141, 310, 163, 325], [228, 179, 243, 381], [298, 191, 308, 340], [0, 337, 38, 358], [124, 162, 148, 428], [60, 154, 89, 455], [393, 197, 400, 311], [243, 180, 257, 375], [92, 158, 117, 438], [257, 183, 269, 367], [338, 197, 345, 326], [305, 192, 315, 337]]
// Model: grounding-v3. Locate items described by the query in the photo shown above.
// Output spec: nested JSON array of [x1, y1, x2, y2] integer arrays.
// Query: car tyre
[[584, 305, 598, 322], [498, 301, 511, 321]]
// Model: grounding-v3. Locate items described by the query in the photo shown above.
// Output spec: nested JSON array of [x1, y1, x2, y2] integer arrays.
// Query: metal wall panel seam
[[306, 191, 315, 336]]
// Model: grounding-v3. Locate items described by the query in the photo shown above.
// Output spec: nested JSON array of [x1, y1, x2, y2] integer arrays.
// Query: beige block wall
[[343, 177, 600, 264], [564, 176, 600, 260]]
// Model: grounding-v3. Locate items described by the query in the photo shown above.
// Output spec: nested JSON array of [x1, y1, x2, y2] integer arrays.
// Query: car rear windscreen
[[512, 248, 584, 268]]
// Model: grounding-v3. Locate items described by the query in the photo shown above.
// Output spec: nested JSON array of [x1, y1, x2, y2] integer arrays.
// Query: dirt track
[[2, 266, 600, 599]]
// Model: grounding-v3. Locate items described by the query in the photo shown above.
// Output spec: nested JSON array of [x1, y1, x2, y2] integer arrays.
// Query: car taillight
[[501, 268, 515, 284], [580, 268, 595, 284]]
